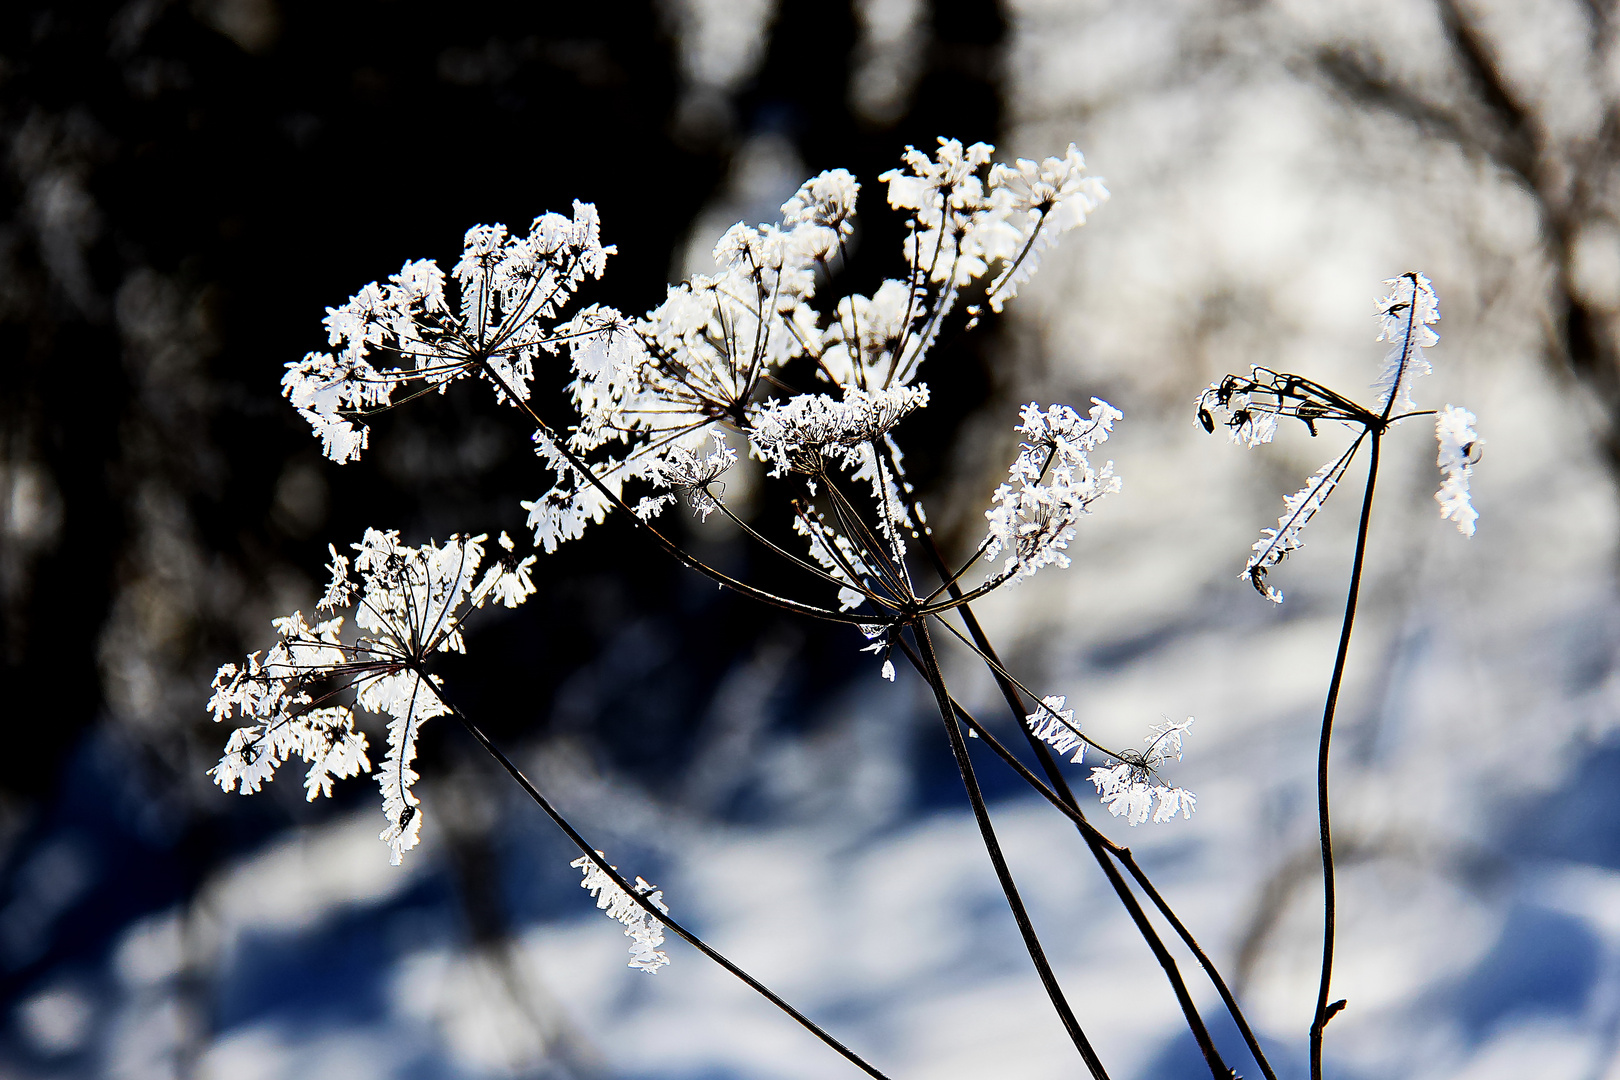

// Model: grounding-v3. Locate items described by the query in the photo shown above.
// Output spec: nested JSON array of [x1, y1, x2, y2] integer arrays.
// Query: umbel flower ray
[[208, 529, 536, 863], [1199, 272, 1478, 602]]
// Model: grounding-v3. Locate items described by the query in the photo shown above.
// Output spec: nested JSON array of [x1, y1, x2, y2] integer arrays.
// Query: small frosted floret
[[1089, 717, 1197, 826], [646, 429, 738, 522], [1434, 405, 1480, 536], [984, 399, 1122, 585], [572, 854, 672, 974], [983, 144, 1109, 312], [750, 385, 930, 477], [208, 529, 537, 864]]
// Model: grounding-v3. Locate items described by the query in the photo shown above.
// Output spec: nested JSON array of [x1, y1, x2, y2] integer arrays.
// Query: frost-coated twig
[[438, 692, 892, 1080], [1309, 432, 1382, 1080], [909, 621, 1112, 1080]]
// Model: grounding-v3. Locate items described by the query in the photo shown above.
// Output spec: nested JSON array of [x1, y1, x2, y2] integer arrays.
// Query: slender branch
[[1309, 430, 1383, 1080], [909, 620, 1112, 1079], [437, 694, 893, 1080]]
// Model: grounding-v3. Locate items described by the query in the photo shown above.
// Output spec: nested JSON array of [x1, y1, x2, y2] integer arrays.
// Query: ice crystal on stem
[[1089, 717, 1197, 826], [1026, 695, 1085, 763], [1243, 453, 1356, 604], [1435, 405, 1480, 536], [572, 853, 672, 973], [1372, 271, 1440, 414], [209, 530, 536, 863], [1202, 273, 1477, 602]]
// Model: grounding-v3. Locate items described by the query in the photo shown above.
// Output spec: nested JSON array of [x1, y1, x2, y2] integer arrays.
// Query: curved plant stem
[[1310, 431, 1382, 1079], [438, 695, 892, 1080], [909, 620, 1113, 1080]]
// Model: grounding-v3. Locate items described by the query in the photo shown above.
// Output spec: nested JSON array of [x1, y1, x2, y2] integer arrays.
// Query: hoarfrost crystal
[[1372, 272, 1440, 415], [984, 399, 1122, 585], [1435, 405, 1480, 536], [572, 854, 672, 974], [283, 203, 612, 463], [1026, 695, 1085, 763]]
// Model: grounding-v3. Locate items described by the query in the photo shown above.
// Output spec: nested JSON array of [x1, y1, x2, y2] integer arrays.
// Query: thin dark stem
[[910, 528, 1264, 1080], [909, 621, 1113, 1080], [1309, 430, 1382, 1080], [924, 617, 1234, 1080], [439, 696, 892, 1080]]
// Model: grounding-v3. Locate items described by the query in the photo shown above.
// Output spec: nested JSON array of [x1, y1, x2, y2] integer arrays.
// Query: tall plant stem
[[1309, 431, 1382, 1080], [914, 536, 1262, 1079], [910, 620, 1112, 1080], [438, 696, 892, 1080]]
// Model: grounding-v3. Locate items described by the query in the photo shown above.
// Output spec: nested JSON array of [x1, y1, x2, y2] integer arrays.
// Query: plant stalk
[[910, 620, 1113, 1080], [1309, 430, 1382, 1079]]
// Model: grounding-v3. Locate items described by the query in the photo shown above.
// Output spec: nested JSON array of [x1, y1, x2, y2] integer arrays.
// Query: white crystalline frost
[[572, 854, 671, 974], [1089, 717, 1197, 826], [283, 203, 612, 463], [984, 399, 1122, 585], [1372, 271, 1440, 415], [1435, 404, 1480, 536], [1026, 695, 1085, 763]]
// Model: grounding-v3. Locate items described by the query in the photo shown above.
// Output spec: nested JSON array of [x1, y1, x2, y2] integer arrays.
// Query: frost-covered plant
[[1089, 717, 1197, 826], [572, 854, 671, 973], [209, 137, 1356, 1080], [1198, 272, 1475, 602], [1200, 271, 1480, 1078], [210, 529, 535, 863]]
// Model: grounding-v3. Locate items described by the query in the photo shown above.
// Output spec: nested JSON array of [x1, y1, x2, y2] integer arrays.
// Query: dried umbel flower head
[[1200, 273, 1476, 602], [209, 530, 536, 863]]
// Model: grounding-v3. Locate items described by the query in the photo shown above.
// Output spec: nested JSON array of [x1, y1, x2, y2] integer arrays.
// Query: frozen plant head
[[283, 204, 613, 463], [208, 530, 537, 863], [983, 400, 1123, 586], [1199, 273, 1477, 602], [1089, 717, 1197, 826]]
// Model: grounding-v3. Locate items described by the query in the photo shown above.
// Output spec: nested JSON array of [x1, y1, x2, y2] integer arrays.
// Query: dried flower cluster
[[209, 530, 535, 863], [1199, 272, 1477, 602]]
